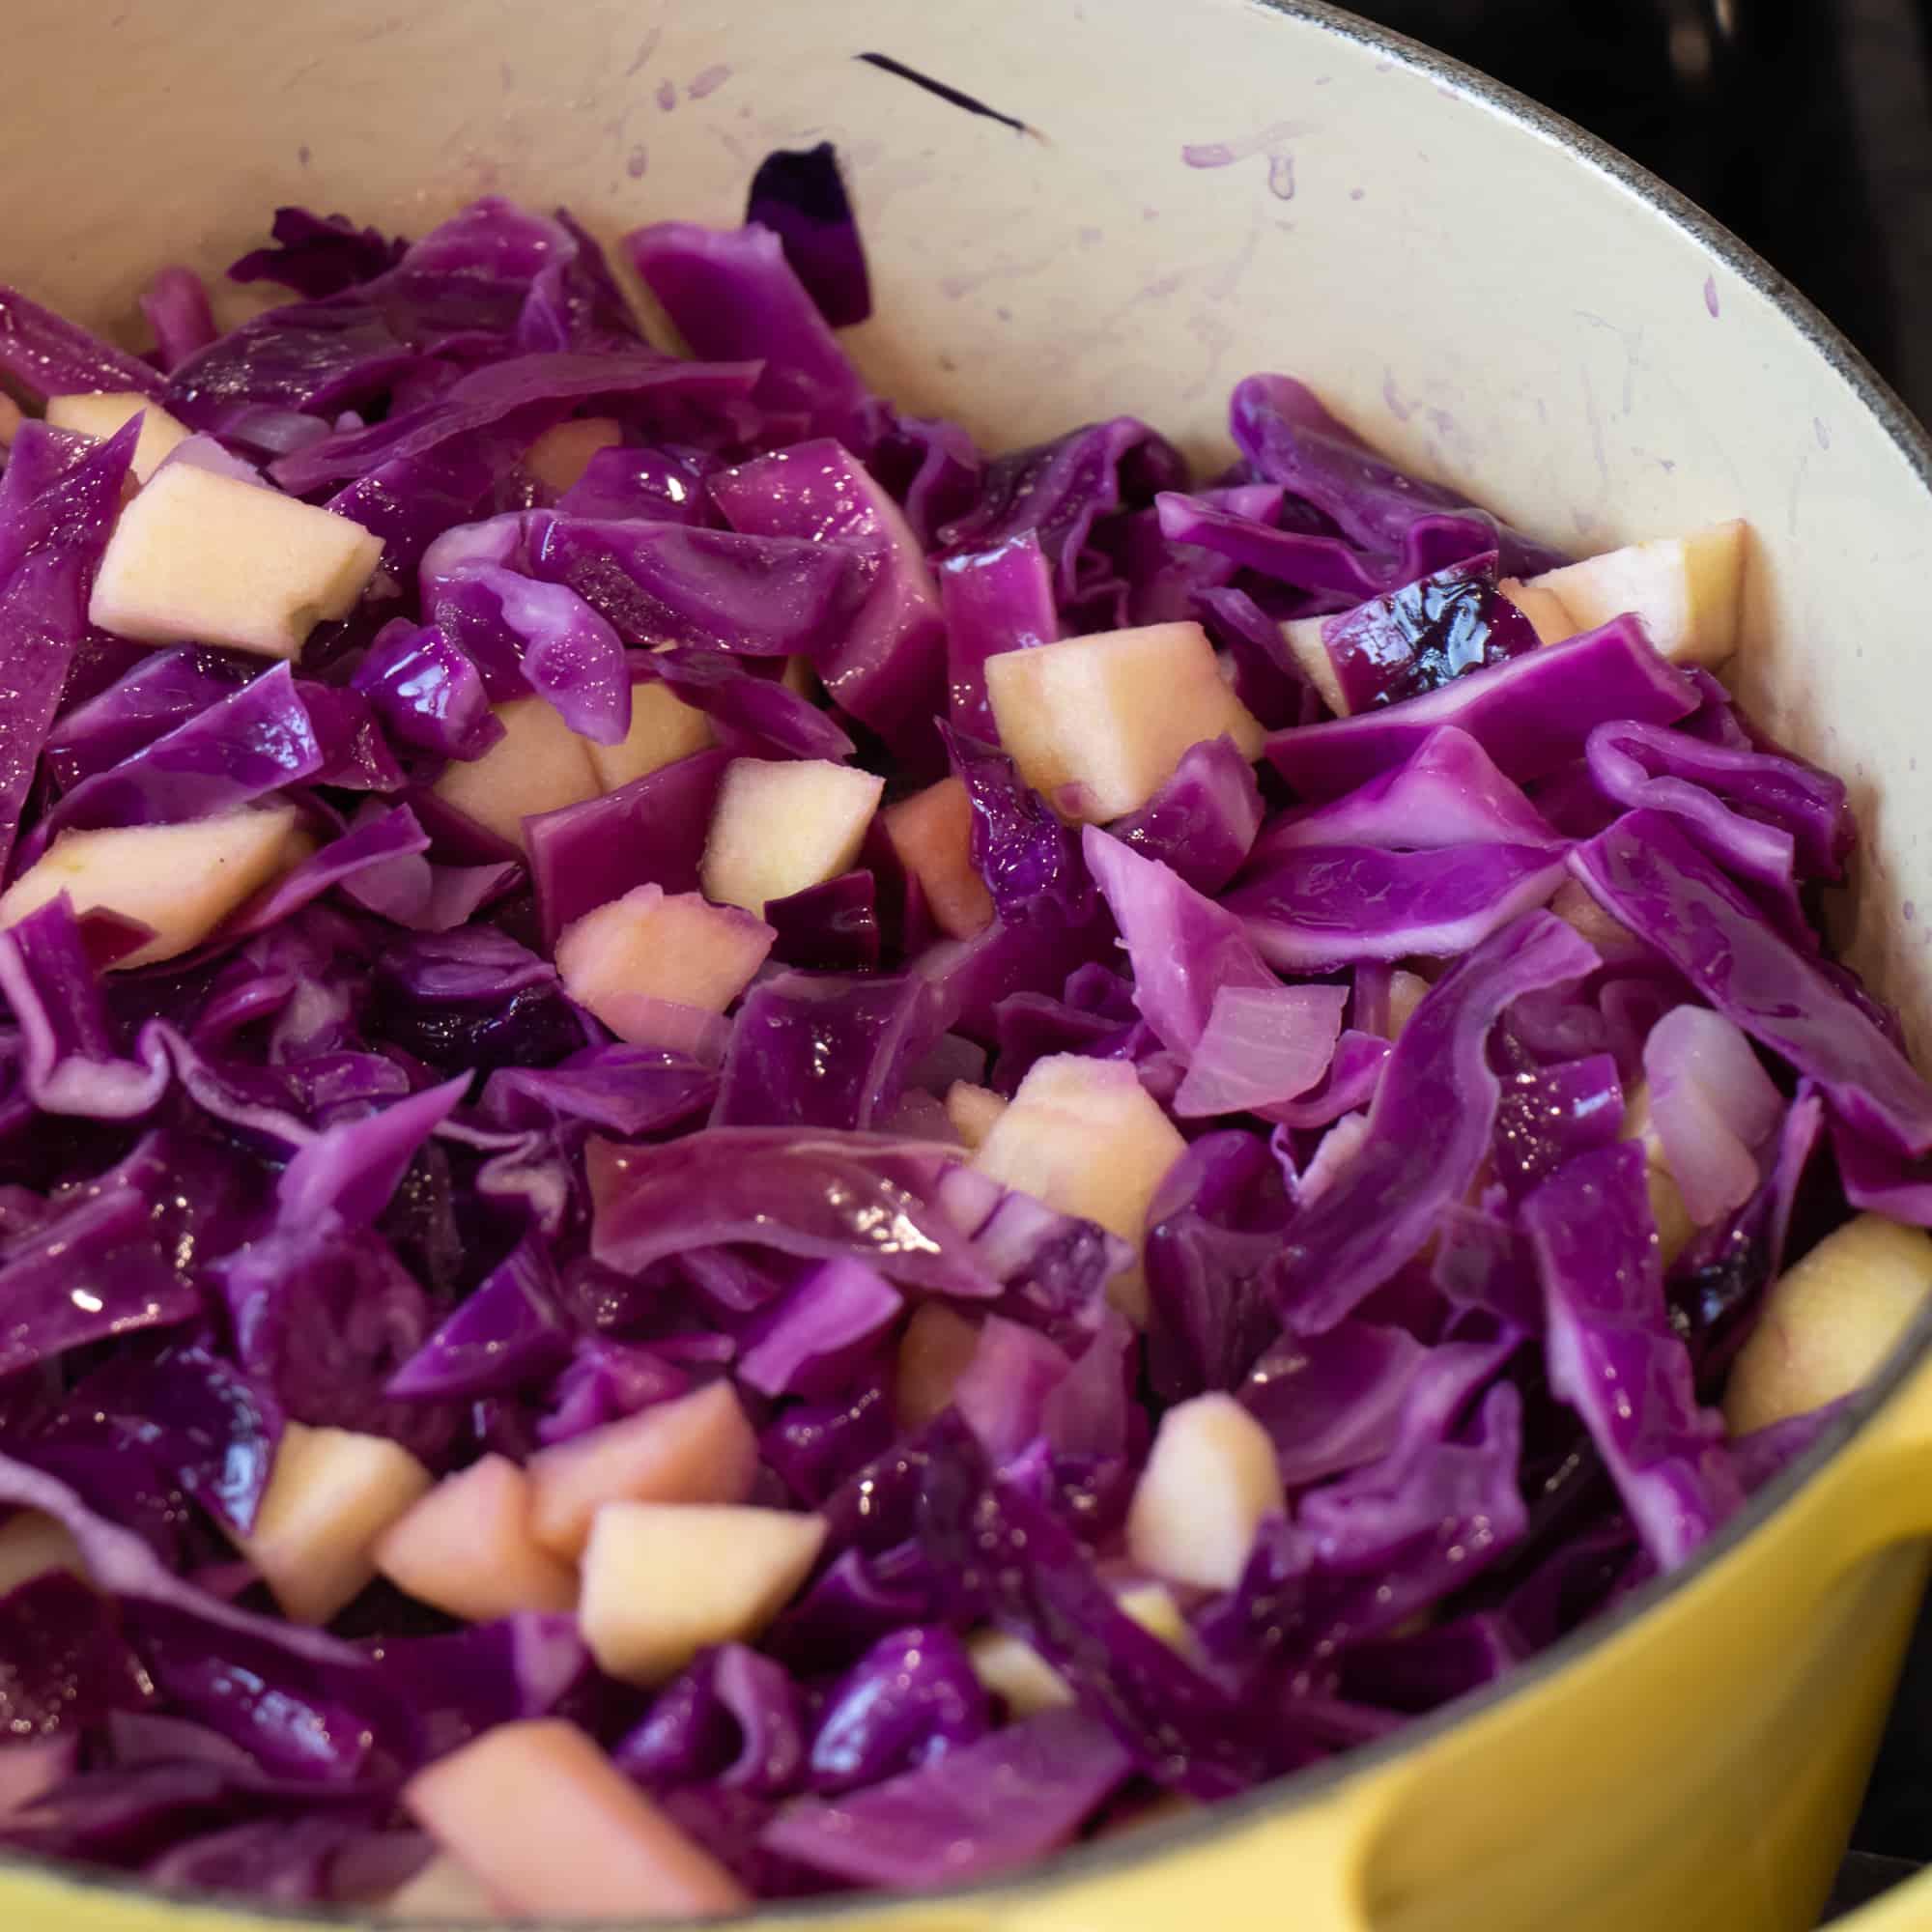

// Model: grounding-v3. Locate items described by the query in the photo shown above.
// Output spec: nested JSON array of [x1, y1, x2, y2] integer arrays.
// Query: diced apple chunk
[[581, 1503, 827, 1686], [1126, 1392, 1286, 1591], [894, 1300, 983, 1432], [526, 417, 623, 497], [945, 1080, 1008, 1151], [699, 758, 884, 915], [403, 1719, 749, 1920], [1385, 970, 1431, 1039], [231, 1421, 433, 1626], [971, 1055, 1187, 1323], [0, 806, 299, 969], [380, 1853, 506, 1922], [556, 885, 773, 1030], [431, 696, 602, 852], [526, 1380, 759, 1561], [1280, 615, 1349, 718], [585, 682, 715, 792], [88, 462, 384, 659], [1724, 1215, 1932, 1435], [985, 622, 1265, 822], [0, 1511, 87, 1597], [968, 1580, 1191, 1717], [1518, 520, 1747, 667], [1619, 1081, 1697, 1267], [0, 395, 21, 446], [1496, 576, 1577, 645], [883, 777, 994, 939], [1549, 877, 1644, 962], [43, 392, 193, 484], [374, 1454, 578, 1623]]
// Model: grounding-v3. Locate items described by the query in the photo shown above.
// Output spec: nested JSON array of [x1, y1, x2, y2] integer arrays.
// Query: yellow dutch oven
[[9, 0, 1932, 1927]]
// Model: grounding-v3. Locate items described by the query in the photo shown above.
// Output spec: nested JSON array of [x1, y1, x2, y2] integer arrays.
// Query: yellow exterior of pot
[[10, 1, 1932, 1926]]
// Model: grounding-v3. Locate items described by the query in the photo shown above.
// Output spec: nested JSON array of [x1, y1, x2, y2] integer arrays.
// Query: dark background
[[1339, 0, 1932, 1916]]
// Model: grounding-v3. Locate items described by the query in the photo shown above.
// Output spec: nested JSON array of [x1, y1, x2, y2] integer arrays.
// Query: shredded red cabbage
[[0, 173, 1914, 1913]]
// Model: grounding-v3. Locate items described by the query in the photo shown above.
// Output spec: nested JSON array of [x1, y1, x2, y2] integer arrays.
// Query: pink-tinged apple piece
[[402, 1719, 749, 1920], [0, 805, 299, 969], [883, 776, 994, 940], [229, 1421, 434, 1626], [1126, 1391, 1286, 1591], [699, 757, 884, 914], [0, 395, 21, 446], [88, 461, 384, 659], [43, 392, 192, 482], [431, 695, 603, 852], [580, 1502, 827, 1685], [526, 1379, 759, 1561], [555, 884, 774, 1028], [374, 1454, 578, 1623], [526, 417, 623, 497], [985, 621, 1264, 822], [0, 1738, 77, 1822]]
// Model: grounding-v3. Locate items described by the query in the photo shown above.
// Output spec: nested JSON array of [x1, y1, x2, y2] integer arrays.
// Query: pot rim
[[14, 0, 1932, 1923]]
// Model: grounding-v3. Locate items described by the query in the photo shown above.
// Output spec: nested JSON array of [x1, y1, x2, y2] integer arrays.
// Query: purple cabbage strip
[[1570, 810, 1932, 1156], [1522, 1141, 1745, 1569], [1269, 911, 1599, 1333], [1266, 618, 1699, 802]]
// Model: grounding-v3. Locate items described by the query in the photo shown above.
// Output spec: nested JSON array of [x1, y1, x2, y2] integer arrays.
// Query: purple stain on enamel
[[626, 146, 648, 180], [688, 64, 732, 100], [656, 78, 676, 110], [1267, 153, 1295, 200], [1703, 275, 1720, 317], [1182, 142, 1236, 168], [1814, 418, 1832, 450]]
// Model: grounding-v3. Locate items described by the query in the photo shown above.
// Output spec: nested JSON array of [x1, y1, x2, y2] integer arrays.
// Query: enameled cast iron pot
[[9, 1, 1932, 1926]]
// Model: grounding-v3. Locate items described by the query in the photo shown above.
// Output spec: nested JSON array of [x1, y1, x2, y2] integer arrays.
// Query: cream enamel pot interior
[[10, 0, 1932, 1927]]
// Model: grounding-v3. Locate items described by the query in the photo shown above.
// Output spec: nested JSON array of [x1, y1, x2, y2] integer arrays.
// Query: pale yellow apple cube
[[1280, 615, 1349, 717], [0, 1511, 88, 1597], [970, 1055, 1187, 1323], [0, 806, 299, 969], [585, 682, 715, 792], [89, 462, 384, 659], [1619, 1080, 1698, 1267], [1496, 575, 1577, 645], [1520, 520, 1747, 667], [944, 1080, 1008, 1150], [699, 757, 884, 914], [1126, 1392, 1285, 1591], [580, 1503, 827, 1686], [231, 1421, 433, 1626], [968, 1580, 1191, 1716], [43, 391, 192, 483], [525, 417, 623, 497], [1725, 1215, 1932, 1435], [984, 621, 1265, 822], [431, 696, 602, 852], [894, 1300, 982, 1432]]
